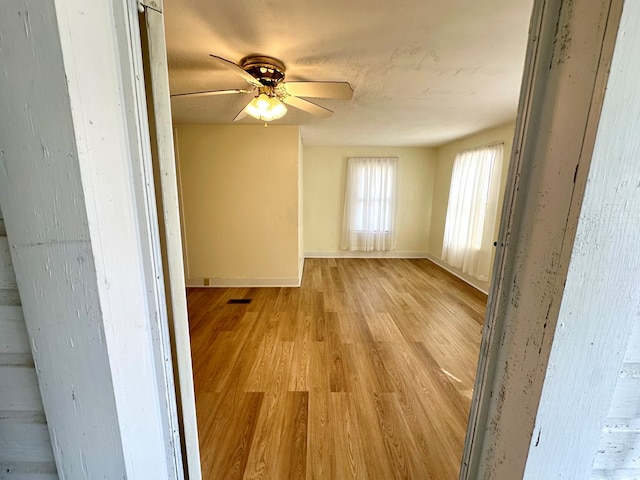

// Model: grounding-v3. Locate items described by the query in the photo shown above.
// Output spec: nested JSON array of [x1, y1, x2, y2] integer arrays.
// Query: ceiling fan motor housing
[[240, 55, 286, 86]]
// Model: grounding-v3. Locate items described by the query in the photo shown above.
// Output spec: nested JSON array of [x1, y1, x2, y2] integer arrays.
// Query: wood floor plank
[[307, 342, 332, 480], [198, 391, 264, 480], [188, 258, 486, 479], [242, 391, 288, 480], [349, 385, 398, 480], [330, 393, 368, 479], [326, 312, 348, 393], [366, 312, 406, 343], [288, 313, 312, 391], [274, 392, 308, 480], [373, 341, 444, 476], [374, 392, 415, 480]]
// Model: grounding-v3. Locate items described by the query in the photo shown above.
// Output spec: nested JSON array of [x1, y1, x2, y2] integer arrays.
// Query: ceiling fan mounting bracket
[[240, 55, 286, 86]]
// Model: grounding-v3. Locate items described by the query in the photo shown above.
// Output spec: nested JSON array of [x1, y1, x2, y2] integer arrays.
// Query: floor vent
[[227, 299, 252, 304]]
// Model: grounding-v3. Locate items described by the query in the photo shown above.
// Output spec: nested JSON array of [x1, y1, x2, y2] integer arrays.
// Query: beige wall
[[303, 146, 437, 254], [175, 124, 302, 285], [174, 122, 514, 289], [426, 122, 516, 290], [429, 122, 516, 258]]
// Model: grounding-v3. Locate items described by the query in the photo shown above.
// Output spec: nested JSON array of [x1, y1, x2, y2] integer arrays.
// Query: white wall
[[175, 124, 303, 286], [303, 146, 437, 256]]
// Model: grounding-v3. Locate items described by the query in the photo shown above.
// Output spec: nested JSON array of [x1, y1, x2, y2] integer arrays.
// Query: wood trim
[[298, 256, 305, 284], [143, 7, 202, 479], [138, 0, 163, 13], [187, 277, 303, 288], [462, 0, 624, 478], [304, 251, 430, 258], [173, 128, 191, 282], [121, 3, 184, 477], [523, 1, 638, 475], [423, 254, 490, 295]]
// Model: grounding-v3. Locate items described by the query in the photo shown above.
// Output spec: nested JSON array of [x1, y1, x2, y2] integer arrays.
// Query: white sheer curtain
[[341, 157, 397, 251], [442, 143, 503, 281]]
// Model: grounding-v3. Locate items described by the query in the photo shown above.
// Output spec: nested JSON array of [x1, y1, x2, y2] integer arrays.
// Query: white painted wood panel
[[593, 431, 640, 470], [0, 306, 29, 355], [0, 476, 57, 480], [602, 418, 640, 433], [0, 367, 44, 413], [592, 469, 640, 479], [591, 354, 640, 476], [523, 0, 640, 472], [0, 231, 57, 477], [624, 322, 640, 363], [0, 0, 182, 477], [606, 365, 640, 419], [0, 238, 17, 289], [0, 141, 57, 476], [0, 290, 20, 307], [587, 4, 640, 478], [0, 421, 55, 464]]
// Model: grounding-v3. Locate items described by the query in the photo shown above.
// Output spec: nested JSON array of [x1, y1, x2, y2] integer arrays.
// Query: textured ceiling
[[164, 0, 533, 147]]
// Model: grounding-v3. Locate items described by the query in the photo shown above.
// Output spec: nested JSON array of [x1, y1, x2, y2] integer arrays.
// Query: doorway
[[139, 0, 626, 478]]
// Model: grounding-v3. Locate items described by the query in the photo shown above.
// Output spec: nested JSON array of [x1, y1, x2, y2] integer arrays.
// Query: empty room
[[3, 0, 640, 479], [164, 0, 531, 478]]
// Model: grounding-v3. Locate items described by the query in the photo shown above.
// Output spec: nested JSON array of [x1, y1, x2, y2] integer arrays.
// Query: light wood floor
[[188, 258, 486, 480]]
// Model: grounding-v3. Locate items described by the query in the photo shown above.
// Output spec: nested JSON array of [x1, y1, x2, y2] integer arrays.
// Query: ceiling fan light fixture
[[245, 93, 287, 121]]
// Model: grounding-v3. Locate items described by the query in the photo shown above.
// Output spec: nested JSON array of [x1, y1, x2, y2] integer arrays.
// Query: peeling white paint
[[524, 1, 640, 476], [462, 0, 626, 478], [0, 0, 182, 478]]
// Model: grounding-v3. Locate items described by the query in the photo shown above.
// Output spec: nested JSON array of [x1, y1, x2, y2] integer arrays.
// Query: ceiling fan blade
[[209, 54, 262, 87], [233, 101, 250, 122], [282, 81, 353, 99], [171, 88, 253, 99], [283, 96, 333, 118]]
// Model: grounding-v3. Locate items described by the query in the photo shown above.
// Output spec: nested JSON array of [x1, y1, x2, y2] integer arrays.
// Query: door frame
[[136, 0, 629, 477], [14, 0, 626, 477], [460, 0, 625, 477], [137, 1, 202, 479]]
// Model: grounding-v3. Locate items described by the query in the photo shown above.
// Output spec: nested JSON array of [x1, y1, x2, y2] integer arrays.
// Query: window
[[341, 157, 397, 251], [442, 143, 503, 281]]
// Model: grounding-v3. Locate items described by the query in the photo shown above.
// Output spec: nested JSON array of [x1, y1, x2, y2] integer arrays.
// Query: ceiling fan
[[171, 54, 354, 122]]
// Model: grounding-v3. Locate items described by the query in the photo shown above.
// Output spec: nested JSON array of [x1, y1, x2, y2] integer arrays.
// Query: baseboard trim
[[424, 253, 489, 295], [184, 255, 488, 293], [186, 277, 301, 288], [299, 256, 305, 282], [304, 251, 430, 259]]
